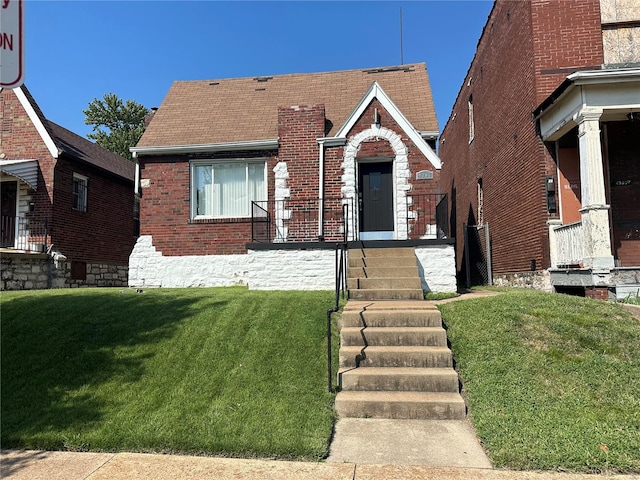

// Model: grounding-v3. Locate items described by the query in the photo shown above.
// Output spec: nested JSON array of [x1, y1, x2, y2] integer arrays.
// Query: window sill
[[189, 217, 253, 225]]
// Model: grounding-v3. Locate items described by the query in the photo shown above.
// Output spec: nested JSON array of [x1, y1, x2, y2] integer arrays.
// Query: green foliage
[[1, 288, 337, 460], [83, 93, 149, 161], [439, 289, 640, 473]]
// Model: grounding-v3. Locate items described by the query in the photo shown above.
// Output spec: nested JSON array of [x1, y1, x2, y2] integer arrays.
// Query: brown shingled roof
[[47, 121, 135, 182], [17, 85, 134, 182], [138, 63, 438, 148]]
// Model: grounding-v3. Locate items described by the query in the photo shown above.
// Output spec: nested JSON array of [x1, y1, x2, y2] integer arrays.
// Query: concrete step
[[349, 289, 424, 301], [340, 326, 447, 347], [348, 247, 416, 258], [347, 277, 422, 290], [339, 346, 453, 369], [340, 309, 443, 328], [348, 256, 418, 268], [335, 391, 466, 420], [339, 367, 460, 392], [347, 266, 419, 279]]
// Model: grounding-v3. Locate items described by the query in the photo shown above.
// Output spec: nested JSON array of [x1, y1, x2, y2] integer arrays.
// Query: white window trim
[[73, 173, 88, 212], [189, 158, 268, 220]]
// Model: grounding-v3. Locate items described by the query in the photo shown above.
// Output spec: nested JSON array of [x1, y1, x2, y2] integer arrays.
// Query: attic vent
[[255, 88, 266, 91], [209, 82, 220, 86], [254, 76, 273, 82], [363, 66, 415, 74]]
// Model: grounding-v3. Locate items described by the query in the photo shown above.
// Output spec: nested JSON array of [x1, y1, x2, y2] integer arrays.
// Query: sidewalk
[[2, 450, 638, 480]]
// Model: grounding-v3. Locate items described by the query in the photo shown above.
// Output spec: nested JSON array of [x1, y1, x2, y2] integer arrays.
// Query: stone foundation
[[492, 270, 553, 291], [129, 235, 458, 292], [1, 250, 128, 290]]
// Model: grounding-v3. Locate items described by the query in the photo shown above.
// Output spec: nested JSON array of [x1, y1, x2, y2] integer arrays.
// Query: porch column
[[575, 108, 614, 270]]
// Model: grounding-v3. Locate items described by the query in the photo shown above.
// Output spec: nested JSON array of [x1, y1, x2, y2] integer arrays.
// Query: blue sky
[[23, 1, 493, 139]]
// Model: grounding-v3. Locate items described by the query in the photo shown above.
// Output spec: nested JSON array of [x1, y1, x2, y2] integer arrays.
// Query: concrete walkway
[[2, 450, 638, 480]]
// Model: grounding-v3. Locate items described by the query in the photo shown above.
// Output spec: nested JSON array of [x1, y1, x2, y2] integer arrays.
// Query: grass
[[439, 289, 640, 473], [424, 291, 460, 301], [1, 287, 339, 460]]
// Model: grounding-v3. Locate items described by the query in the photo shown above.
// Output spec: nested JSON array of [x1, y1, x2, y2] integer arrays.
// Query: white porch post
[[575, 108, 614, 270]]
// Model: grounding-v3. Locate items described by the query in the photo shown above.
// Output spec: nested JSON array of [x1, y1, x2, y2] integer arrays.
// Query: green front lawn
[[439, 289, 640, 473], [1, 287, 338, 460]]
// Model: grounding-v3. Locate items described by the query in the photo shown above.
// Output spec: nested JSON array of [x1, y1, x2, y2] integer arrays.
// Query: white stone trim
[[12, 87, 60, 158], [335, 81, 441, 170], [273, 162, 290, 242], [341, 125, 411, 240]]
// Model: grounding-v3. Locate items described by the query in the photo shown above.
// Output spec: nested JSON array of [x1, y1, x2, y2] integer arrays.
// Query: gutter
[[131, 138, 279, 157], [315, 137, 347, 240]]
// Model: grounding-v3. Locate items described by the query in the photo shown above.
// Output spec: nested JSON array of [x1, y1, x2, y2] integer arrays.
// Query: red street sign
[[0, 0, 25, 88]]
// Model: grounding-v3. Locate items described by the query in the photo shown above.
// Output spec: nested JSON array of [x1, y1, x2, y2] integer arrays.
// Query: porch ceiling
[[537, 68, 640, 141]]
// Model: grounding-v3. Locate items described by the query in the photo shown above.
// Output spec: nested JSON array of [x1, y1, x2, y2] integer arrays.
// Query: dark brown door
[[359, 162, 393, 233], [1, 181, 18, 247]]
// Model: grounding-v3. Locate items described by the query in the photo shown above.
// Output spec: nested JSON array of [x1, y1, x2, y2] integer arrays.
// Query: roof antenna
[[400, 7, 404, 65]]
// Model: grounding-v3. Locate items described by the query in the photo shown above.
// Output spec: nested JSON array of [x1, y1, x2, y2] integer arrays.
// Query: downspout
[[318, 139, 325, 240]]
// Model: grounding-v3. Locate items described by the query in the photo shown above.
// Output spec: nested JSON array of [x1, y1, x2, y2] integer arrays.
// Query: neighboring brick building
[[1, 86, 136, 289], [439, 0, 640, 299], [129, 64, 455, 290]]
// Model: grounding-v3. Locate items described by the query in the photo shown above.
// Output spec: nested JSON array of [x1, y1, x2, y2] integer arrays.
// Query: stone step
[[348, 256, 418, 268], [339, 367, 460, 392], [335, 391, 466, 420], [340, 309, 443, 328], [339, 346, 453, 369], [348, 247, 416, 258], [348, 289, 424, 301], [340, 326, 447, 347], [347, 277, 422, 290], [347, 266, 419, 279]]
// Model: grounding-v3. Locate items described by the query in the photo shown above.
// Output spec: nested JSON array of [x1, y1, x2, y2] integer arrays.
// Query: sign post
[[0, 0, 25, 88]]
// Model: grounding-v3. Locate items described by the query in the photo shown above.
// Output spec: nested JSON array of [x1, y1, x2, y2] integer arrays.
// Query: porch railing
[[406, 193, 449, 239], [554, 221, 583, 267], [251, 197, 355, 243], [0, 216, 49, 252]]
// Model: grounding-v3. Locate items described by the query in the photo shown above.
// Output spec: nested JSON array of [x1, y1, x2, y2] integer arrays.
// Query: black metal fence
[[406, 193, 449, 239], [0, 216, 49, 252], [251, 197, 355, 243]]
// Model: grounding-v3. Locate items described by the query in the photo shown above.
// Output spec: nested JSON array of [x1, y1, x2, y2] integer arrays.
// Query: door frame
[[357, 157, 395, 240]]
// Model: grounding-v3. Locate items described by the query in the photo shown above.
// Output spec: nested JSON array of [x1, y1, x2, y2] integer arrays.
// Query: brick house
[[439, 0, 640, 299], [1, 86, 136, 289], [129, 64, 456, 291]]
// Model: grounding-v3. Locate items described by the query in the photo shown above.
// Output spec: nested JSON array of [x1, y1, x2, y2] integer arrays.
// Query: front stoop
[[335, 301, 466, 420], [347, 247, 423, 300]]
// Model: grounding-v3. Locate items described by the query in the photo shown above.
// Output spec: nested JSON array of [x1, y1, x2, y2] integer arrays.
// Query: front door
[[1, 181, 18, 247], [358, 162, 393, 239]]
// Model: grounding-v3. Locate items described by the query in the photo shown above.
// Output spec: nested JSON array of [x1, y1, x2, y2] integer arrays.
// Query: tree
[[83, 93, 150, 161]]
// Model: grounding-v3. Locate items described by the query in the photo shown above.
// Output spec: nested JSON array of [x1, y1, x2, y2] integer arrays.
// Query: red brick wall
[[1, 89, 55, 225], [139, 151, 278, 255], [531, 0, 603, 104], [1, 89, 134, 265], [51, 156, 134, 264], [440, 0, 604, 279]]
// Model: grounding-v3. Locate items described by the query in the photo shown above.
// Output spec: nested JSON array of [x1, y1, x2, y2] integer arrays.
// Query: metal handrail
[[326, 203, 349, 393]]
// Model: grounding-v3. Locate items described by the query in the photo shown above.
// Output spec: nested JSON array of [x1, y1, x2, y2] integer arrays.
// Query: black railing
[[327, 203, 349, 393], [251, 197, 355, 243], [406, 193, 449, 239], [0, 216, 49, 251]]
